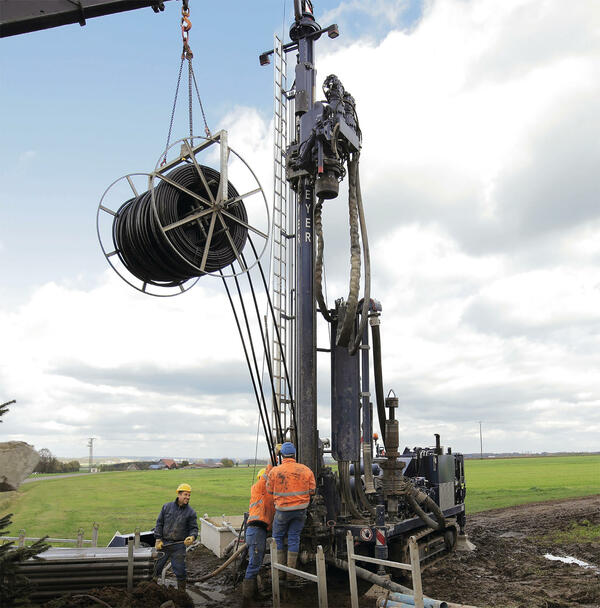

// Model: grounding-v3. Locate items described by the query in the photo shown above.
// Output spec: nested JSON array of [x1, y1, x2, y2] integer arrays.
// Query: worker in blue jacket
[[154, 482, 198, 592]]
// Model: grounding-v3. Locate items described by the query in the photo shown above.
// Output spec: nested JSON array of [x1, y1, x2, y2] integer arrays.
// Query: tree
[[221, 458, 234, 468], [0, 514, 50, 606], [0, 400, 16, 421], [35, 449, 60, 474]]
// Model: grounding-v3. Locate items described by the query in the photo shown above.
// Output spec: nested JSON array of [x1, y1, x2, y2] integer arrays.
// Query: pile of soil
[[34, 581, 192, 608], [31, 496, 599, 607]]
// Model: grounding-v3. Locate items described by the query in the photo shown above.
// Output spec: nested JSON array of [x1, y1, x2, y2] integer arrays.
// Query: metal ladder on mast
[[269, 35, 296, 441]]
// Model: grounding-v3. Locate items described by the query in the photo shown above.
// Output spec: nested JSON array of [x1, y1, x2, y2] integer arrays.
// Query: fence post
[[408, 536, 424, 608], [269, 538, 280, 608], [134, 527, 140, 549], [92, 523, 99, 547], [77, 528, 84, 548], [316, 545, 329, 608], [346, 531, 359, 608], [127, 539, 134, 592], [18, 529, 25, 548]]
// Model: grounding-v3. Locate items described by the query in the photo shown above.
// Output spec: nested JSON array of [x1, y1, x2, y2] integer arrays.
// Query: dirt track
[[39, 495, 600, 607]]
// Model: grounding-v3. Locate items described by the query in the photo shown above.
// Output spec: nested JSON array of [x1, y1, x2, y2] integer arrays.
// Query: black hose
[[113, 164, 247, 285], [406, 490, 446, 531], [352, 460, 376, 516], [220, 272, 276, 465], [371, 322, 387, 445], [314, 199, 332, 322], [247, 237, 297, 447], [238, 252, 284, 443], [339, 461, 366, 520]]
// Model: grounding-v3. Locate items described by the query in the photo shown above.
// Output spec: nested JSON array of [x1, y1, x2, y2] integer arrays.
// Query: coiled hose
[[113, 164, 248, 286]]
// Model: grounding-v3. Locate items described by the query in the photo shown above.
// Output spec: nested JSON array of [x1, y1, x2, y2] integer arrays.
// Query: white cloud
[[3, 0, 600, 458]]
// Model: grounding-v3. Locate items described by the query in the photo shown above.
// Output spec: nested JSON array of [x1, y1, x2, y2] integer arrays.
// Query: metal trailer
[[259, 0, 468, 572]]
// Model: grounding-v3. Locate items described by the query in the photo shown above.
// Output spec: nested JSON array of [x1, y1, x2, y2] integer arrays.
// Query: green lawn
[[1, 456, 598, 545], [464, 455, 600, 513], [1, 467, 260, 545]]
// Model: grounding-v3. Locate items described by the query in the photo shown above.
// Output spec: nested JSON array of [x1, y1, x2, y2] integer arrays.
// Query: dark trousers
[[272, 509, 306, 553], [245, 525, 267, 579], [154, 543, 187, 580]]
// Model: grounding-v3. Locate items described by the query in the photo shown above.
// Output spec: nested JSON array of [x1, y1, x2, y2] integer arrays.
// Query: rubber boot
[[277, 549, 287, 580], [177, 579, 187, 592], [242, 578, 257, 606], [287, 551, 299, 582]]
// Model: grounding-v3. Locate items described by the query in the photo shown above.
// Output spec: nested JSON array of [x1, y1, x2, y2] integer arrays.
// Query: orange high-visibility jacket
[[248, 468, 275, 529], [266, 458, 316, 511]]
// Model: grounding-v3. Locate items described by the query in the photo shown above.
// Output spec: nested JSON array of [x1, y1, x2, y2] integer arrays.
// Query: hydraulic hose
[[339, 461, 366, 520], [371, 321, 387, 445], [193, 544, 247, 582], [350, 156, 371, 356], [404, 484, 446, 531], [315, 199, 332, 322], [336, 156, 362, 348], [352, 460, 376, 516]]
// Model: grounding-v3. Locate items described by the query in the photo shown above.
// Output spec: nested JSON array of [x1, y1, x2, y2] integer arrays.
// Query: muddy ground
[[35, 495, 599, 608]]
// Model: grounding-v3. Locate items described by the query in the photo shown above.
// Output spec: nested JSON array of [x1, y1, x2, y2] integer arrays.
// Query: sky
[[1, 0, 599, 460]]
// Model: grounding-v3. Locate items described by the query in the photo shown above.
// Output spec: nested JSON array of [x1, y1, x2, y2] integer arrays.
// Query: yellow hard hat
[[257, 468, 266, 480], [176, 483, 192, 493]]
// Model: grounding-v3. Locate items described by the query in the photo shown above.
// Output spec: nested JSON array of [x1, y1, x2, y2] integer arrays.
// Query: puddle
[[193, 582, 229, 602], [544, 553, 600, 573]]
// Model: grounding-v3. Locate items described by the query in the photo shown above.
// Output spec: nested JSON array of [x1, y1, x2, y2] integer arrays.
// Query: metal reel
[[96, 131, 269, 297], [96, 172, 200, 297], [152, 131, 270, 279]]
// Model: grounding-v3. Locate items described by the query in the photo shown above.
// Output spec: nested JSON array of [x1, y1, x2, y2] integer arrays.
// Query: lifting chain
[[161, 0, 211, 165]]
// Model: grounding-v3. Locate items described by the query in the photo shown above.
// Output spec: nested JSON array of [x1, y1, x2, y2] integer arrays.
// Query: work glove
[[155, 539, 163, 550], [184, 536, 194, 547], [275, 443, 282, 456]]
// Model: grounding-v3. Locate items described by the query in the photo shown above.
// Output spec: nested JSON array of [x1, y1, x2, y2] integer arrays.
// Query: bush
[[221, 458, 234, 468]]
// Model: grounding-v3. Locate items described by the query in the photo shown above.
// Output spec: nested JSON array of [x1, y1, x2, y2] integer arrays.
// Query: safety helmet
[[176, 483, 192, 494], [257, 468, 266, 480], [280, 442, 296, 457]]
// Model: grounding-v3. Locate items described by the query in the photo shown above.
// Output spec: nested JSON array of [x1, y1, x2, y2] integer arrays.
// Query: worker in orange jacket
[[243, 465, 274, 602], [266, 442, 316, 576]]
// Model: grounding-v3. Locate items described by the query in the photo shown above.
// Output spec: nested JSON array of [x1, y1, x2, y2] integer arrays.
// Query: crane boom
[[0, 0, 171, 38]]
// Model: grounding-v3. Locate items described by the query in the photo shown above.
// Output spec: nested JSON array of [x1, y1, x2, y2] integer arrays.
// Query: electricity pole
[[87, 438, 96, 472]]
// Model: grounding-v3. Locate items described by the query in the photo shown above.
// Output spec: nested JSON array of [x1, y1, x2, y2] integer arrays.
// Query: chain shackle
[[181, 3, 192, 59]]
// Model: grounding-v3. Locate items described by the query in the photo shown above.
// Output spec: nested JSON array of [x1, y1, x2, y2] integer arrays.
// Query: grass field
[[1, 456, 598, 545]]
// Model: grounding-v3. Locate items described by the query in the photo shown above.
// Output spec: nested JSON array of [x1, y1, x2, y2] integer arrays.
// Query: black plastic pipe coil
[[112, 164, 248, 286]]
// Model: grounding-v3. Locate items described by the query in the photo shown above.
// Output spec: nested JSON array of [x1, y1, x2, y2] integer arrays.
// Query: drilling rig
[[259, 0, 467, 572]]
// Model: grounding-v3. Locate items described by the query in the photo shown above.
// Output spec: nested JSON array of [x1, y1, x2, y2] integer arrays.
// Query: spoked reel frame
[[96, 130, 270, 297]]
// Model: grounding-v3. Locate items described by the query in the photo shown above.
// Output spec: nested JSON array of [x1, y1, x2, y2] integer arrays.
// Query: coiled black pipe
[[113, 164, 248, 286]]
